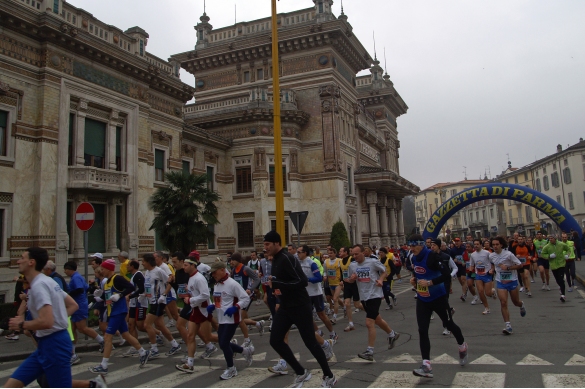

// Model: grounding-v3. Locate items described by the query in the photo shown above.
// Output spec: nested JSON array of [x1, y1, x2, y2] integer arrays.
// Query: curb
[[0, 313, 271, 363], [575, 272, 585, 288]]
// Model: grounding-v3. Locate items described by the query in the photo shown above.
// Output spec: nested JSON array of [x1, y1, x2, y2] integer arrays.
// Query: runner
[[469, 239, 496, 315], [449, 238, 468, 301], [207, 261, 255, 380], [89, 260, 150, 374], [429, 239, 458, 335], [511, 236, 532, 296], [264, 231, 337, 388], [533, 231, 550, 290], [230, 253, 264, 345], [347, 245, 400, 361], [561, 233, 577, 292], [526, 237, 537, 284], [489, 236, 526, 334], [125, 260, 148, 353], [407, 235, 468, 379], [170, 252, 191, 345], [462, 242, 479, 305], [339, 247, 363, 332], [541, 235, 570, 302], [153, 251, 179, 329], [248, 251, 263, 304], [378, 247, 398, 310], [117, 251, 131, 281]]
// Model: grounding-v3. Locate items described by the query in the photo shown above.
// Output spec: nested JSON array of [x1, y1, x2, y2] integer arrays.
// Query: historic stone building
[[0, 0, 194, 273], [171, 0, 419, 252]]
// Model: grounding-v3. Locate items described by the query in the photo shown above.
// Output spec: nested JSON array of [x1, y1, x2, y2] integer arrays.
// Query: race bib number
[[476, 266, 486, 276], [500, 271, 513, 283], [213, 291, 222, 306], [144, 283, 152, 298], [537, 249, 542, 255], [465, 262, 471, 270], [104, 289, 112, 305], [234, 275, 243, 287], [455, 255, 463, 264], [327, 269, 337, 278], [518, 257, 526, 264], [342, 270, 349, 279], [356, 267, 371, 283], [416, 282, 430, 297], [177, 283, 188, 298]]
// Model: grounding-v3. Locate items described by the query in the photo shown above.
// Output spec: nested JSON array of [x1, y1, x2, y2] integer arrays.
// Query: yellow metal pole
[[271, 0, 285, 240]]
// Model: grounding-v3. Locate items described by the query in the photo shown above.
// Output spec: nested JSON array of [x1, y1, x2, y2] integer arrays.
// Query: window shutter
[[155, 149, 165, 170], [84, 118, 106, 157]]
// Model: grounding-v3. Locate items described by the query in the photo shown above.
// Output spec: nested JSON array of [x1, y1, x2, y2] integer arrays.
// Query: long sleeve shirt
[[212, 276, 250, 325], [271, 248, 310, 308]]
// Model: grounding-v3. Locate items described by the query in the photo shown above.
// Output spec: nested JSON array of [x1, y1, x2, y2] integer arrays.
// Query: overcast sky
[[75, 0, 585, 190]]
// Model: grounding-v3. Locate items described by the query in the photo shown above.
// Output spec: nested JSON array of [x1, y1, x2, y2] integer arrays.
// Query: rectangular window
[[469, 212, 473, 222], [482, 210, 486, 221], [347, 166, 353, 195], [525, 206, 533, 223], [237, 221, 254, 247], [182, 160, 190, 175], [0, 110, 8, 156], [207, 166, 214, 191], [256, 68, 264, 81], [551, 172, 560, 187], [243, 71, 250, 83], [543, 167, 547, 174], [139, 40, 144, 56], [318, 1, 323, 13], [556, 195, 561, 203], [236, 166, 252, 193], [84, 118, 106, 168], [0, 209, 4, 257], [564, 159, 568, 166], [553, 163, 557, 170], [490, 208, 494, 218], [524, 172, 528, 181], [514, 176, 518, 184], [88, 203, 106, 253], [568, 193, 574, 209], [207, 223, 215, 249], [53, 0, 59, 13], [508, 209, 513, 223], [154, 149, 165, 181], [269, 165, 287, 192], [68, 113, 74, 165], [271, 219, 290, 245], [563, 168, 572, 184], [115, 126, 122, 171]]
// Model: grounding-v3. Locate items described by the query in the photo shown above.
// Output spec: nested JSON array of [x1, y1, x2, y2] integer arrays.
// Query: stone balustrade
[[67, 166, 131, 193]]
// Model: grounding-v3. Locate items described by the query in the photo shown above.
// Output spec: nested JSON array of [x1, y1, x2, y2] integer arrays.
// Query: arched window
[[543, 176, 550, 191], [563, 167, 572, 184], [535, 178, 541, 192]]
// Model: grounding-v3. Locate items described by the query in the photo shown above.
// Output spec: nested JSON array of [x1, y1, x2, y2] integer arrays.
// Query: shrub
[[330, 220, 351, 251]]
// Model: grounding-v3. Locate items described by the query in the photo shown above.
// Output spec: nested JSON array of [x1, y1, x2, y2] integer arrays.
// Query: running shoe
[[388, 332, 400, 349], [442, 328, 451, 335], [530, 280, 535, 283], [568, 287, 573, 292], [243, 339, 253, 348], [255, 300, 262, 305], [520, 303, 526, 317], [166, 345, 181, 356], [175, 363, 194, 373], [156, 334, 165, 346], [317, 329, 324, 337], [268, 361, 288, 375], [149, 350, 160, 359], [70, 354, 81, 365], [89, 365, 108, 375], [123, 348, 139, 357], [243, 345, 255, 367], [358, 349, 374, 361], [392, 297, 397, 306], [527, 292, 532, 297], [482, 308, 490, 315], [459, 342, 468, 366], [353, 308, 360, 313], [502, 325, 513, 335], [5, 334, 19, 341], [257, 320, 265, 336], [541, 284, 546, 290], [330, 316, 337, 325], [546, 285, 551, 291], [323, 339, 334, 361], [492, 289, 497, 299], [291, 324, 298, 330], [385, 304, 393, 310], [330, 333, 339, 343], [413, 364, 433, 378], [166, 319, 176, 328], [450, 307, 456, 316], [139, 349, 151, 366], [343, 325, 355, 332], [220, 366, 237, 380], [560, 295, 566, 303], [291, 369, 312, 388], [470, 296, 479, 305], [98, 341, 105, 353], [200, 344, 218, 359], [93, 374, 107, 388], [118, 337, 126, 347], [519, 287, 524, 292], [321, 375, 338, 388], [460, 294, 466, 302], [197, 340, 205, 347]]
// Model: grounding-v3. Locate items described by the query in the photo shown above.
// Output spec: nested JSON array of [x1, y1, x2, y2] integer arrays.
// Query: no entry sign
[[75, 202, 95, 231]]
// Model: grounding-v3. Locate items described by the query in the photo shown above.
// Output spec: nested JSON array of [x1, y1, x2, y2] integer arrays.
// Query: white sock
[[101, 358, 109, 369], [171, 339, 179, 348], [95, 335, 104, 343], [187, 357, 194, 367], [279, 359, 287, 366], [389, 330, 396, 338], [244, 338, 250, 343], [150, 343, 158, 352], [138, 347, 146, 356], [206, 343, 214, 349], [423, 359, 431, 367], [349, 321, 354, 327]]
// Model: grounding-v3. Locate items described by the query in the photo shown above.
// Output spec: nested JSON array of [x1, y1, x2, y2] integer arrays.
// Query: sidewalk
[[0, 298, 271, 363]]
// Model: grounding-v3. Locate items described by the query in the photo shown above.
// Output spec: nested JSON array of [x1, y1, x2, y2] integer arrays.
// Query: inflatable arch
[[421, 183, 583, 241]]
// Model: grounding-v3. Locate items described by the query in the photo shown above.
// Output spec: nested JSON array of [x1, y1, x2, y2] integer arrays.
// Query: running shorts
[[496, 280, 518, 291], [129, 307, 147, 321], [310, 295, 325, 313], [148, 303, 166, 317], [106, 313, 128, 335], [190, 308, 212, 324], [361, 298, 382, 320]]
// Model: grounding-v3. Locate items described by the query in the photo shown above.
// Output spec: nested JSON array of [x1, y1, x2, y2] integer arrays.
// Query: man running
[[89, 260, 150, 374], [323, 248, 343, 324], [429, 239, 457, 335], [490, 236, 526, 334], [339, 247, 363, 332], [408, 235, 468, 379], [170, 252, 191, 345], [125, 260, 148, 352], [541, 235, 570, 302], [378, 247, 398, 310], [533, 231, 550, 290], [462, 242, 479, 305], [511, 236, 532, 296], [561, 233, 577, 292], [469, 239, 496, 315], [264, 231, 337, 388], [348, 245, 399, 361], [449, 238, 468, 301]]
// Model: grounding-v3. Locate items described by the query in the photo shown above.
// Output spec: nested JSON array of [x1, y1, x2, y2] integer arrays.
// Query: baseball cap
[[210, 261, 226, 273], [90, 253, 104, 259], [453, 238, 461, 242]]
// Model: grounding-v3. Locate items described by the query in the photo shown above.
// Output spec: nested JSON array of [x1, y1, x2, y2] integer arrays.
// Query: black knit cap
[[264, 230, 282, 244], [432, 238, 442, 247]]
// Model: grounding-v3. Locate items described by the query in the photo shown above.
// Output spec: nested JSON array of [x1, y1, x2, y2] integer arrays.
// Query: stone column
[[378, 194, 389, 246], [107, 197, 120, 254], [75, 100, 88, 166], [107, 110, 119, 170], [366, 191, 380, 248], [389, 197, 398, 246], [397, 202, 405, 243]]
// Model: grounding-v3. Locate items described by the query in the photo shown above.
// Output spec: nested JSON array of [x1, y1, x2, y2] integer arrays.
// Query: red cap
[[101, 259, 116, 271], [189, 250, 200, 260], [453, 238, 461, 242]]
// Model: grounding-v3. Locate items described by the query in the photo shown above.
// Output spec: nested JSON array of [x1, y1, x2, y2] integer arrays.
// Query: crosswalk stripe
[[307, 354, 337, 363], [369, 371, 422, 387], [137, 366, 213, 388], [302, 369, 349, 387], [27, 363, 96, 388], [517, 354, 553, 365], [565, 354, 585, 366], [542, 373, 585, 388], [271, 352, 300, 362], [470, 354, 506, 365], [383, 353, 418, 363], [208, 352, 266, 362], [430, 353, 459, 364], [209, 367, 278, 388], [452, 372, 505, 388], [346, 357, 376, 363], [86, 363, 164, 386]]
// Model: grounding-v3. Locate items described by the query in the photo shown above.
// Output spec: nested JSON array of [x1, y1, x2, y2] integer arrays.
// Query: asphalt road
[[1, 275, 584, 388]]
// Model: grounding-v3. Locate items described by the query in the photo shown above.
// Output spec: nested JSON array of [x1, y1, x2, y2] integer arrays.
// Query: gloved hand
[[94, 297, 103, 303], [110, 294, 120, 302], [565, 255, 569, 259], [550, 253, 556, 259], [157, 295, 166, 304], [94, 289, 103, 297], [206, 304, 216, 314], [224, 306, 239, 317]]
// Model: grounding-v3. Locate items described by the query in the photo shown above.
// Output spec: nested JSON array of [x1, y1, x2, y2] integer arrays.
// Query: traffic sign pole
[[84, 231, 88, 288], [75, 201, 95, 340]]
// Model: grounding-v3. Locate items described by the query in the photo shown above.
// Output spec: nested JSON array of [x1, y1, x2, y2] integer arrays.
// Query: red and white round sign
[[75, 202, 95, 231]]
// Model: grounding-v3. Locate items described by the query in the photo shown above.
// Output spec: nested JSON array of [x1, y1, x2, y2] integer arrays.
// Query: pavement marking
[[470, 354, 506, 365], [209, 367, 278, 388], [452, 372, 506, 388], [27, 363, 97, 388], [208, 352, 266, 362], [345, 357, 376, 363], [271, 352, 300, 362], [383, 353, 418, 363], [542, 373, 585, 388], [302, 369, 349, 387], [307, 354, 337, 363], [576, 288, 585, 300], [565, 354, 585, 366], [430, 353, 459, 364], [368, 371, 422, 388], [85, 363, 164, 385], [517, 354, 553, 365], [137, 365, 213, 388]]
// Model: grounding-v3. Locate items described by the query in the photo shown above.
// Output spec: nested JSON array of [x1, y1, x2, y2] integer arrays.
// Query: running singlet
[[339, 257, 352, 282], [324, 258, 341, 286], [413, 248, 446, 302], [515, 245, 530, 266], [534, 239, 548, 258]]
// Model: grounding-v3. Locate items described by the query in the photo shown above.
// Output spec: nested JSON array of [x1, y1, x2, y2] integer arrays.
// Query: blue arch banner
[[421, 183, 582, 241]]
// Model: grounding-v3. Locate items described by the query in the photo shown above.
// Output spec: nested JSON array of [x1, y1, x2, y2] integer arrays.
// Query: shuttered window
[[0, 110, 7, 156], [237, 221, 254, 247], [84, 118, 106, 168], [155, 149, 165, 181], [115, 126, 122, 171], [236, 167, 252, 193], [269, 166, 287, 192]]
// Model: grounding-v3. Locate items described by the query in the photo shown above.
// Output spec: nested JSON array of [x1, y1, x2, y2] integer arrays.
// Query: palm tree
[[149, 171, 219, 254]]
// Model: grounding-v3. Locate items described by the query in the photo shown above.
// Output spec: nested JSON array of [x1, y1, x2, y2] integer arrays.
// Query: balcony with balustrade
[[68, 166, 131, 193]]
